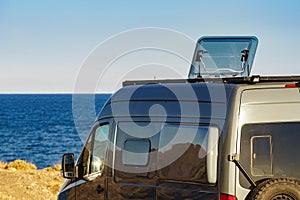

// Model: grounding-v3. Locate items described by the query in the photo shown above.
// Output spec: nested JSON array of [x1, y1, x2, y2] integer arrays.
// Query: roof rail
[[122, 75, 300, 87]]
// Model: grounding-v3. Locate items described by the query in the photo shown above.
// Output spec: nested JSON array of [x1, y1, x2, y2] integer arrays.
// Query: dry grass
[[0, 160, 61, 171], [47, 179, 62, 193], [0, 160, 65, 200], [43, 163, 61, 172], [0, 159, 37, 171]]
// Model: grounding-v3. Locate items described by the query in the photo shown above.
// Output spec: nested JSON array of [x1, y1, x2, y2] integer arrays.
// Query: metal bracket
[[228, 154, 257, 188], [228, 153, 239, 161]]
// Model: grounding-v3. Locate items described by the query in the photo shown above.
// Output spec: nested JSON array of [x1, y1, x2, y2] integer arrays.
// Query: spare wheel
[[250, 178, 300, 200]]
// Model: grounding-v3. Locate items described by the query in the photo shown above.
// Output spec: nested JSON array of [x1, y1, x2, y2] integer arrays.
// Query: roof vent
[[188, 36, 258, 78]]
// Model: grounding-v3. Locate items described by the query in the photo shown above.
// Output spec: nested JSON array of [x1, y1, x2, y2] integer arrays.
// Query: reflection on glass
[[90, 124, 109, 174], [158, 124, 209, 183], [116, 122, 212, 183]]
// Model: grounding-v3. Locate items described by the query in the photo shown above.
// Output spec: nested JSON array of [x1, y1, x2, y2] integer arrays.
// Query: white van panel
[[241, 88, 300, 105], [240, 88, 300, 124]]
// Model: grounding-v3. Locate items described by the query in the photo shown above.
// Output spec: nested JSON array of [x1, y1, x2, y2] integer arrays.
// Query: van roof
[[100, 82, 235, 120], [114, 82, 235, 103], [123, 75, 300, 87], [97, 76, 300, 120]]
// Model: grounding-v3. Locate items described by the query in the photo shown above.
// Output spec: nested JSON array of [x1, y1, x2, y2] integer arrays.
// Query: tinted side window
[[158, 124, 209, 184], [114, 122, 212, 185]]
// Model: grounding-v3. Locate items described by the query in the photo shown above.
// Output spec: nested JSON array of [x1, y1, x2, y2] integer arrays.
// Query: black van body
[[59, 82, 234, 200], [58, 36, 300, 199], [58, 77, 300, 200]]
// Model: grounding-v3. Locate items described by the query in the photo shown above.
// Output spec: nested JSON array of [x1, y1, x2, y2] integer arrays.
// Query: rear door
[[236, 87, 300, 199]]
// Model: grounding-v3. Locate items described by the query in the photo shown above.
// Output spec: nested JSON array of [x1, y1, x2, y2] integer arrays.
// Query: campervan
[[58, 36, 300, 200]]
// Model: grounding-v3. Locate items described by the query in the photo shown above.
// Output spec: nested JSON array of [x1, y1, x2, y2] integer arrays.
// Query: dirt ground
[[0, 160, 65, 200]]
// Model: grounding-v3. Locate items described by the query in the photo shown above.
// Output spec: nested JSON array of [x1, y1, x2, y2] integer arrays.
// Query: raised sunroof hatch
[[188, 36, 258, 78]]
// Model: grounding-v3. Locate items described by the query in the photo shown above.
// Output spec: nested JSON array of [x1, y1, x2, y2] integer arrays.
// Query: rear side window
[[240, 122, 300, 188]]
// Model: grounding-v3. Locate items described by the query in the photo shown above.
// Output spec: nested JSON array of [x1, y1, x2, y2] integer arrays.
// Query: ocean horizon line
[[0, 92, 112, 95]]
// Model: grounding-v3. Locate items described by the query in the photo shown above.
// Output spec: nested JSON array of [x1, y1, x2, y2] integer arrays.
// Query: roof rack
[[122, 75, 300, 87]]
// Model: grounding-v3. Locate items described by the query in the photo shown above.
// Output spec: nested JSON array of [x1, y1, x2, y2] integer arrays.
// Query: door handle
[[96, 185, 104, 194]]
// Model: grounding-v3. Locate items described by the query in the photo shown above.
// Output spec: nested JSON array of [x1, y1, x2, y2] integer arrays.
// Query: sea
[[0, 94, 111, 169]]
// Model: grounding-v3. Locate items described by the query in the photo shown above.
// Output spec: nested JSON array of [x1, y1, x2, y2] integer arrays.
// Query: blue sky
[[1, 0, 300, 93]]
